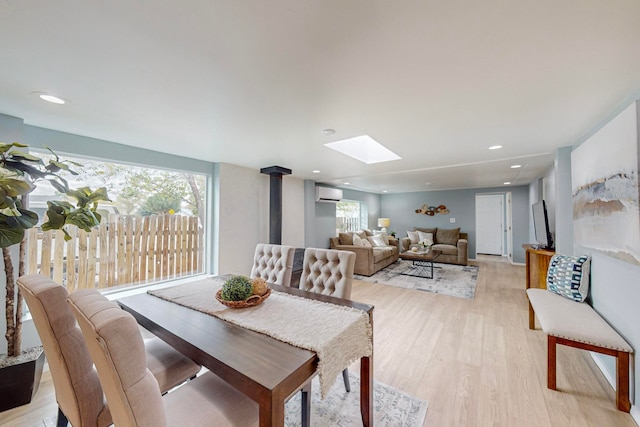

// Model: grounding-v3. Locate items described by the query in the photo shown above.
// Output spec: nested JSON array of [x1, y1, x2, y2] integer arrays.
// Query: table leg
[[259, 397, 284, 427], [361, 310, 374, 426], [301, 382, 311, 427], [360, 356, 373, 426]]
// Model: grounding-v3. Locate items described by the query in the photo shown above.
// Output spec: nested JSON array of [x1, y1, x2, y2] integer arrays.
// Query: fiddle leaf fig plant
[[1, 141, 110, 358]]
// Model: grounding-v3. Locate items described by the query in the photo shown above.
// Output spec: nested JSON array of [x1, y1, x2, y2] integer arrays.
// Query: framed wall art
[[572, 101, 640, 266]]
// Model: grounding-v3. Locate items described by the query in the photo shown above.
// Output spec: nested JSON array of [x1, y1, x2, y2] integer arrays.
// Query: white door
[[506, 192, 513, 263], [476, 194, 503, 255]]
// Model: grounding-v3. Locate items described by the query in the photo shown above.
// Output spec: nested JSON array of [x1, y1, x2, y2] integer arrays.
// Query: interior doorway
[[476, 194, 504, 256]]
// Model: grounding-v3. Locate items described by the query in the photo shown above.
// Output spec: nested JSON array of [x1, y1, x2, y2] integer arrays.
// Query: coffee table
[[399, 249, 441, 279]]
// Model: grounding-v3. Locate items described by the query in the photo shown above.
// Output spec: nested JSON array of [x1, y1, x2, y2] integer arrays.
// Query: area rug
[[355, 260, 479, 299], [42, 371, 428, 427]]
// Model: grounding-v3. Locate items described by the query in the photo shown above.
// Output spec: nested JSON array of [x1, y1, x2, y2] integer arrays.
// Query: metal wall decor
[[415, 204, 449, 216]]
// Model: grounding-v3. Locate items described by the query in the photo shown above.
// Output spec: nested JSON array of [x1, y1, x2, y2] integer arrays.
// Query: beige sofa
[[401, 227, 468, 265], [329, 231, 399, 276]]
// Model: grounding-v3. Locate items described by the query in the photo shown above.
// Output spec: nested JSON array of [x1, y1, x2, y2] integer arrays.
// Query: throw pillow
[[352, 234, 364, 246], [407, 230, 420, 244], [436, 228, 460, 245], [546, 254, 591, 302], [415, 227, 437, 236], [363, 229, 374, 236], [417, 231, 433, 246], [367, 235, 386, 247], [354, 230, 367, 240], [361, 238, 372, 248], [339, 232, 353, 246], [373, 230, 389, 245]]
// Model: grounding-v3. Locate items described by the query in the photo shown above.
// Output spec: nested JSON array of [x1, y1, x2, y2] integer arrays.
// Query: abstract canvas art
[[572, 102, 640, 266]]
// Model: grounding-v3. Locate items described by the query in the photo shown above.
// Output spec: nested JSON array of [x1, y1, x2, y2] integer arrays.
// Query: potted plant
[[0, 141, 109, 411]]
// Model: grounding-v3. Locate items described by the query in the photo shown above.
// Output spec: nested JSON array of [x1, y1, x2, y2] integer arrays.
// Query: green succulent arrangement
[[221, 275, 253, 301]]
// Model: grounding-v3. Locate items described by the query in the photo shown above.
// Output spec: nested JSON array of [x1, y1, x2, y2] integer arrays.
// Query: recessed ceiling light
[[312, 170, 320, 174], [424, 182, 431, 185], [382, 190, 388, 193], [32, 91, 68, 104], [325, 135, 401, 164], [322, 129, 336, 136], [503, 181, 511, 185], [511, 164, 522, 169], [343, 182, 350, 185], [489, 145, 502, 150]]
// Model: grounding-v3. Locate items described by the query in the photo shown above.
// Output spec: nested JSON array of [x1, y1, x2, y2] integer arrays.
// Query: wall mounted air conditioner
[[315, 186, 343, 203]]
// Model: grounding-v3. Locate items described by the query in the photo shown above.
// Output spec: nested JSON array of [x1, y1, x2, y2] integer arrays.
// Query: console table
[[523, 244, 555, 329]]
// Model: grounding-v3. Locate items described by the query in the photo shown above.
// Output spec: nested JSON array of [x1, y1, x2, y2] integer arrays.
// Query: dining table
[[117, 276, 374, 427]]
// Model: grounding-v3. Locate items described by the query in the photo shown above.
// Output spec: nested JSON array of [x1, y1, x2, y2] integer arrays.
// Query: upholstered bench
[[527, 288, 633, 412]]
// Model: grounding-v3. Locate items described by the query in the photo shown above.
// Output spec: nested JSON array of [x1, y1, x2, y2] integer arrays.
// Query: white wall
[[216, 163, 305, 276], [554, 146, 572, 254], [282, 178, 306, 248]]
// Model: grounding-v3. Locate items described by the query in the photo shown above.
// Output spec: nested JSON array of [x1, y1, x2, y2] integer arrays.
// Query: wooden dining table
[[117, 279, 374, 427]]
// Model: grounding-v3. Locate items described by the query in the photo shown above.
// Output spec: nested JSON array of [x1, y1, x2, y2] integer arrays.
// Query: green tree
[[139, 193, 181, 216], [56, 156, 206, 224]]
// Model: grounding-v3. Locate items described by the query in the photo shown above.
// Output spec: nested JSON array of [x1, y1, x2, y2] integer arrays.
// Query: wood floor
[[0, 256, 636, 426]]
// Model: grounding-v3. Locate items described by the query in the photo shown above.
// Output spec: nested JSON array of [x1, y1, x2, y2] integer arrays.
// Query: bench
[[526, 288, 634, 412]]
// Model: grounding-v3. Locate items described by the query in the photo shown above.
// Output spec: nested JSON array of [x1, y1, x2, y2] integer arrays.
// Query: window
[[26, 151, 208, 291], [336, 200, 368, 233]]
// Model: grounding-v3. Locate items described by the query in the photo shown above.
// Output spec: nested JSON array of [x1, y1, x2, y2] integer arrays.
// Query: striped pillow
[[546, 254, 591, 302]]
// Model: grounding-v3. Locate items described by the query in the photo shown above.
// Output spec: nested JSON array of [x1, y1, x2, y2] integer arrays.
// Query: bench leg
[[616, 351, 631, 412], [529, 301, 536, 330], [547, 335, 557, 390]]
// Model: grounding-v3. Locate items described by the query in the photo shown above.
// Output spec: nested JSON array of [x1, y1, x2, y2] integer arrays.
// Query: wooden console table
[[523, 244, 555, 329]]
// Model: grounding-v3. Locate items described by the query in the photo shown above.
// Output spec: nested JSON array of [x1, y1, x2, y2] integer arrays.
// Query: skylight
[[324, 135, 401, 164]]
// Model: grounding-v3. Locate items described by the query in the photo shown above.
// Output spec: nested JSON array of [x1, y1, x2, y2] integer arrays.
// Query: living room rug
[[41, 371, 428, 427], [355, 260, 479, 299]]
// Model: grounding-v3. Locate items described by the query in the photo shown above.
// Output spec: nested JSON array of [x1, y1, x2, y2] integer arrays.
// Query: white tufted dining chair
[[67, 289, 259, 427], [250, 243, 296, 286], [300, 247, 356, 391], [17, 274, 202, 427]]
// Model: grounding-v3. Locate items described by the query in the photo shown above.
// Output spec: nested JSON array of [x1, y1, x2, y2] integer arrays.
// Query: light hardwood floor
[[0, 257, 636, 426]]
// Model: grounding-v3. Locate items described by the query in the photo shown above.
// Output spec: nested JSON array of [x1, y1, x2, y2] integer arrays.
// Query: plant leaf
[[66, 208, 100, 231], [10, 150, 43, 163], [48, 178, 69, 194], [0, 175, 34, 198], [0, 222, 25, 247], [88, 187, 111, 203]]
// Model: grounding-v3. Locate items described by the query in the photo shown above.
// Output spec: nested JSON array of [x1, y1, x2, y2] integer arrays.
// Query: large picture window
[[336, 200, 367, 233], [26, 151, 208, 291]]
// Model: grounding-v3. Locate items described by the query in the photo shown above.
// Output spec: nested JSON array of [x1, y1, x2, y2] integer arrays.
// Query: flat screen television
[[532, 200, 554, 250]]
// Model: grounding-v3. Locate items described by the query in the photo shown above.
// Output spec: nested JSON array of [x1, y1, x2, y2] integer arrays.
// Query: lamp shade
[[377, 218, 390, 228]]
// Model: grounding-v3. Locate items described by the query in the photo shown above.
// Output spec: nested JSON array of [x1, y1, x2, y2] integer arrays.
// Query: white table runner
[[148, 277, 372, 397]]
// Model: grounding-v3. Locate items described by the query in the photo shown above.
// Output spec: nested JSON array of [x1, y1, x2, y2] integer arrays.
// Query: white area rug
[[42, 371, 428, 427], [285, 371, 428, 427], [356, 260, 479, 299]]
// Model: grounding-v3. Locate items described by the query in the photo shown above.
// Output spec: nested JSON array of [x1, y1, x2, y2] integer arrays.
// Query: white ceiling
[[1, 0, 639, 193]]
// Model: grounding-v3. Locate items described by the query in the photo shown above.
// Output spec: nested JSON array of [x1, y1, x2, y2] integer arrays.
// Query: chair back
[[300, 248, 356, 298], [68, 289, 167, 427], [17, 274, 108, 427], [250, 243, 295, 286]]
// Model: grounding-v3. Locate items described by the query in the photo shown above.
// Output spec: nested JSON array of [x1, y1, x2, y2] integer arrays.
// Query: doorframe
[[475, 192, 514, 262]]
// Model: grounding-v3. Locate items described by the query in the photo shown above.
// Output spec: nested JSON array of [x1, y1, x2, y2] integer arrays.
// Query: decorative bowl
[[215, 287, 271, 308]]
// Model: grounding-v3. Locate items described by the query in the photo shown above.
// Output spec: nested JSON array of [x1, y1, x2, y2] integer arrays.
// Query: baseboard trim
[[630, 405, 640, 426], [590, 352, 615, 389]]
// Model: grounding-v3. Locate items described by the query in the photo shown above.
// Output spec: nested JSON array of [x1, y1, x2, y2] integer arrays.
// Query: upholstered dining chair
[[67, 289, 259, 427], [250, 243, 296, 286], [300, 247, 357, 391], [17, 274, 201, 427]]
